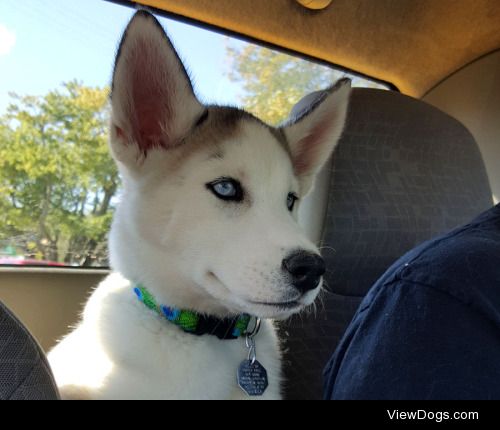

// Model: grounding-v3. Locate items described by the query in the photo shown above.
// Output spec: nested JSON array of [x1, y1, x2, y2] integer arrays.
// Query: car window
[[0, 0, 388, 268]]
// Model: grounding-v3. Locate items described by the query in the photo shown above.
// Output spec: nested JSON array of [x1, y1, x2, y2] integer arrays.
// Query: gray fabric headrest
[[322, 88, 492, 296]]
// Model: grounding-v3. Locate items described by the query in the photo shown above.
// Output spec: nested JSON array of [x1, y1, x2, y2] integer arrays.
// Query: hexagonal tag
[[237, 359, 268, 397]]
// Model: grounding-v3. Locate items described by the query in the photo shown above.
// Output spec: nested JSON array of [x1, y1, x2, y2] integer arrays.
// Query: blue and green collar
[[133, 284, 252, 340]]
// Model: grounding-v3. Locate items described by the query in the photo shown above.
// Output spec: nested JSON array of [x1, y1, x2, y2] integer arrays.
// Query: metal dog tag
[[237, 359, 268, 397], [237, 317, 268, 397]]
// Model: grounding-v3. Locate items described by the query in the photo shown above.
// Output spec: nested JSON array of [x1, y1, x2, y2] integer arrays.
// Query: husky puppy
[[48, 10, 351, 400]]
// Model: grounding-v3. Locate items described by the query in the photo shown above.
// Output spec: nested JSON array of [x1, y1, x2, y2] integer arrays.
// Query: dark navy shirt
[[324, 204, 500, 400]]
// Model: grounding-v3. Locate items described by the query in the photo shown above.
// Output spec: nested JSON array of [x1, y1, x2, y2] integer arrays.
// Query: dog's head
[[109, 11, 350, 319]]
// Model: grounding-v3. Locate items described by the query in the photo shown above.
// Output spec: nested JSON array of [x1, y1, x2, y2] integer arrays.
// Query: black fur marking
[[269, 127, 289, 151], [208, 149, 225, 161], [195, 110, 209, 127], [207, 106, 289, 151]]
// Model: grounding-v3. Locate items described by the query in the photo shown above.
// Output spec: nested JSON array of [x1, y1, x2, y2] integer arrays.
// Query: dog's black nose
[[282, 251, 326, 293]]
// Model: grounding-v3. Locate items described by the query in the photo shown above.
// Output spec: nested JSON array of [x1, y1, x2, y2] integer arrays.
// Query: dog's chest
[[99, 300, 282, 400]]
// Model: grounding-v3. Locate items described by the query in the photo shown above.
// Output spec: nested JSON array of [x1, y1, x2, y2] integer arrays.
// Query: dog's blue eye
[[214, 181, 235, 197], [207, 178, 244, 202], [287, 193, 298, 211]]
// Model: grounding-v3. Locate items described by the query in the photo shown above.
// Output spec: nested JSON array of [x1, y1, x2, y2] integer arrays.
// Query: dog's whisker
[[318, 245, 337, 254]]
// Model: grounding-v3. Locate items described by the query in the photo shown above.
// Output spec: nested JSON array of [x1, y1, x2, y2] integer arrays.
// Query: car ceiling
[[129, 0, 500, 97]]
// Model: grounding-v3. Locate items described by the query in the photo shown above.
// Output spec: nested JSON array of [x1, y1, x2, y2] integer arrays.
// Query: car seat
[[0, 301, 59, 400], [282, 88, 494, 400]]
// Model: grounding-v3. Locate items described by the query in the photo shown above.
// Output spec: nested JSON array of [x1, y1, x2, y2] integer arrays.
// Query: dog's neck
[[133, 284, 254, 340]]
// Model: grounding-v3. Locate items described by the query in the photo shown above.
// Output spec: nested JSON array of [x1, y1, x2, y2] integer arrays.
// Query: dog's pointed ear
[[110, 11, 204, 166], [282, 79, 351, 195]]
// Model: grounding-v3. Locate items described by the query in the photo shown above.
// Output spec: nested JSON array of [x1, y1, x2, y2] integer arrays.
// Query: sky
[[0, 0, 382, 116], [0, 0, 246, 114]]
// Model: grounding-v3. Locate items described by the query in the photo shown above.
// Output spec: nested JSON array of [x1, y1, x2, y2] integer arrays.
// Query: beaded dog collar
[[133, 284, 252, 340]]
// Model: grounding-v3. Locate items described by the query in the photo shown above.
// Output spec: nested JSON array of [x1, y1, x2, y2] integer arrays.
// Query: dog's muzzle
[[282, 251, 326, 293]]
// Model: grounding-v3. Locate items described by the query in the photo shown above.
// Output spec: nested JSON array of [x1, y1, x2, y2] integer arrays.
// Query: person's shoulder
[[368, 204, 500, 313], [325, 205, 500, 400]]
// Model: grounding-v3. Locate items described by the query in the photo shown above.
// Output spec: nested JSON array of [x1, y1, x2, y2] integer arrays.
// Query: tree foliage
[[226, 45, 342, 125], [226, 44, 383, 125], [0, 82, 118, 266]]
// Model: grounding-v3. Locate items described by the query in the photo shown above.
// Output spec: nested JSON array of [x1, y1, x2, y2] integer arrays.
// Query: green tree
[[0, 82, 118, 266], [226, 44, 341, 125], [226, 44, 383, 125]]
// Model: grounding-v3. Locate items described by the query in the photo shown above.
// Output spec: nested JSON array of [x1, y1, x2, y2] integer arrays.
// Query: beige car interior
[[0, 0, 499, 399]]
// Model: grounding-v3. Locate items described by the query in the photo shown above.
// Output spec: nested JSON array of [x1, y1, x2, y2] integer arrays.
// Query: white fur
[[48, 11, 350, 400], [283, 81, 351, 195], [48, 273, 281, 400]]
